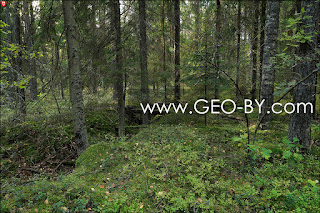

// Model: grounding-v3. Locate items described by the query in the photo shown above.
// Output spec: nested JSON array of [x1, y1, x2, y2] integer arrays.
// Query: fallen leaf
[[99, 185, 105, 188], [61, 207, 68, 211], [44, 199, 49, 204]]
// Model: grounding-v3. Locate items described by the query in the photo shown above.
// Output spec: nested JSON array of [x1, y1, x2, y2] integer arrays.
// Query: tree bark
[[62, 0, 89, 156], [91, 2, 98, 95], [6, 4, 14, 106], [259, 0, 280, 129], [288, 0, 318, 150], [13, 2, 26, 116], [162, 0, 167, 103], [235, 0, 241, 102], [250, 0, 259, 102], [214, 0, 221, 99], [258, 0, 267, 101], [174, 0, 180, 103], [113, 0, 125, 137], [139, 0, 150, 125], [24, 1, 38, 101]]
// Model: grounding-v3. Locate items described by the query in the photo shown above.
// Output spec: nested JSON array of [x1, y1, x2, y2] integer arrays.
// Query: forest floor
[[1, 100, 320, 212]]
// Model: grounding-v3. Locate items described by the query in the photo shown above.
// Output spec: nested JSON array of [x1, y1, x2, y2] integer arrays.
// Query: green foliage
[[2, 120, 319, 212]]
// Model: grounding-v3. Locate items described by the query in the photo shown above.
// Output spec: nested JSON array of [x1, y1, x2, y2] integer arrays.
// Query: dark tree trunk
[[258, 0, 266, 101], [14, 2, 26, 116], [235, 0, 241, 102], [29, 3, 38, 101], [139, 0, 149, 125], [91, 3, 98, 95], [214, 0, 221, 99], [24, 1, 37, 101], [162, 0, 167, 103], [288, 0, 318, 150], [259, 0, 280, 129], [174, 0, 180, 103], [250, 0, 259, 102], [62, 0, 89, 156], [6, 4, 14, 106], [113, 0, 125, 137]]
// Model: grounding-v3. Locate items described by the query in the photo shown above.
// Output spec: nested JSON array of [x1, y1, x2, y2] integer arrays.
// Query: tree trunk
[[250, 0, 259, 102], [259, 0, 280, 129], [214, 0, 221, 99], [24, 1, 37, 101], [6, 4, 14, 106], [162, 0, 167, 103], [60, 47, 65, 100], [113, 0, 125, 137], [91, 3, 98, 95], [258, 0, 267, 101], [174, 0, 181, 103], [62, 0, 89, 156], [14, 2, 26, 116], [235, 0, 241, 102], [139, 0, 149, 125], [288, 0, 318, 150]]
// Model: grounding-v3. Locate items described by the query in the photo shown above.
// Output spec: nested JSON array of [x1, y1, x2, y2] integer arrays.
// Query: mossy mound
[[75, 142, 110, 170]]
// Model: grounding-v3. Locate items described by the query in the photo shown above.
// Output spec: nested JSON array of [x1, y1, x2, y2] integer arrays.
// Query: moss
[[75, 142, 110, 170]]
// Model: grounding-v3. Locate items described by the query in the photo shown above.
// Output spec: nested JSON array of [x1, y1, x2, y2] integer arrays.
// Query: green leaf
[[282, 150, 292, 159], [301, 7, 305, 13], [261, 148, 272, 160], [293, 137, 299, 142], [232, 137, 242, 142]]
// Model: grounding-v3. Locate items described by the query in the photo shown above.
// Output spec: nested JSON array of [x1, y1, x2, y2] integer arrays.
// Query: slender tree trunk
[[62, 0, 89, 156], [214, 0, 221, 99], [30, 3, 38, 101], [6, 4, 14, 106], [24, 1, 37, 101], [258, 0, 267, 101], [288, 0, 318, 150], [14, 2, 26, 116], [250, 0, 259, 102], [139, 0, 149, 125], [174, 0, 180, 103], [91, 3, 98, 94], [113, 0, 125, 137], [205, 33, 208, 126], [162, 0, 167, 103], [259, 0, 280, 129], [54, 41, 61, 98], [235, 0, 241, 102], [60, 47, 65, 100]]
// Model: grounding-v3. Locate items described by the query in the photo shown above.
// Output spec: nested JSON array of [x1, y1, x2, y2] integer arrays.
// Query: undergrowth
[[1, 115, 319, 212]]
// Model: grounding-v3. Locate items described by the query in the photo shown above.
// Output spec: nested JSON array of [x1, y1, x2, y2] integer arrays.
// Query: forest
[[0, 0, 319, 212]]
